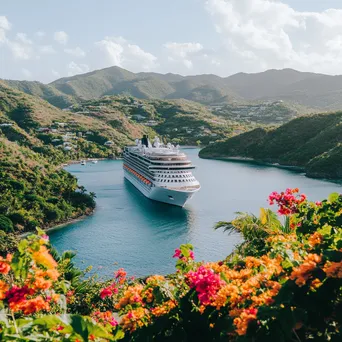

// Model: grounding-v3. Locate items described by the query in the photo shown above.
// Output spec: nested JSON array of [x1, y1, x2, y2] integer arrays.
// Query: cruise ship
[[123, 135, 200, 207]]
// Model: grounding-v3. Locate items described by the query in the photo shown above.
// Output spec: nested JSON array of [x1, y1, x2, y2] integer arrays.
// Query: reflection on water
[[123, 179, 194, 240], [49, 149, 341, 277]]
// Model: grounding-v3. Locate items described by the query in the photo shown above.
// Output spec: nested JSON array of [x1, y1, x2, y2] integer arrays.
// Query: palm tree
[[215, 208, 292, 257]]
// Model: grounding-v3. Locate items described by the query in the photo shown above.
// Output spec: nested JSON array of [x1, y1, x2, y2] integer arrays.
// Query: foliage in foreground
[[0, 189, 341, 341]]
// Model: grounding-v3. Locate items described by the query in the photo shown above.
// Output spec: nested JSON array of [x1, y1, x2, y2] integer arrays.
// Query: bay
[[49, 149, 341, 277]]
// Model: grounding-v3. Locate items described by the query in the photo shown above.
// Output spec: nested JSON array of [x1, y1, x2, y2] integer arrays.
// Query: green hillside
[[0, 82, 157, 239], [72, 96, 257, 146], [3, 80, 76, 108], [6, 67, 342, 113], [199, 111, 342, 179]]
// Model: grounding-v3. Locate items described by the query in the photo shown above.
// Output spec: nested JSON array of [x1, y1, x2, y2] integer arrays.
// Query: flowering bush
[[0, 189, 341, 341]]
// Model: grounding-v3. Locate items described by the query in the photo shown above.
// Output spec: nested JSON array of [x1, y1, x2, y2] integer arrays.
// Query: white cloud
[[93, 36, 157, 71], [39, 45, 56, 54], [54, 31, 69, 45], [64, 46, 86, 57], [7, 33, 34, 60], [16, 33, 32, 45], [0, 16, 11, 43], [67, 61, 90, 76], [163, 42, 204, 69], [205, 0, 342, 74]]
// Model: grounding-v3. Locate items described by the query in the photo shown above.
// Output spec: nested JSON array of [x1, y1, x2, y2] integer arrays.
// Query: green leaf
[[317, 224, 332, 236], [281, 259, 293, 270], [328, 192, 339, 203]]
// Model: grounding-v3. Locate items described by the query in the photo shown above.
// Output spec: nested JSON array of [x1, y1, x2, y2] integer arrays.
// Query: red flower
[[6, 285, 34, 304]]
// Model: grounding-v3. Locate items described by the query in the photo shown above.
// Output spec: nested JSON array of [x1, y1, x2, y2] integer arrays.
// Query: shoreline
[[200, 155, 342, 183], [203, 155, 305, 171], [19, 212, 94, 239]]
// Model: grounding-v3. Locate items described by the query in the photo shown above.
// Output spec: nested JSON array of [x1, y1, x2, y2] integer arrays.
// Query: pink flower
[[186, 266, 224, 305], [268, 188, 307, 216], [173, 249, 181, 258], [189, 251, 195, 260], [173, 248, 195, 261], [100, 286, 118, 299]]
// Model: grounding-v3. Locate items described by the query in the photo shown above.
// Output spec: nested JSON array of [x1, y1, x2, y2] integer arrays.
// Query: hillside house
[[37, 127, 51, 133], [132, 115, 146, 121], [144, 120, 158, 127], [0, 123, 13, 127], [104, 141, 114, 146]]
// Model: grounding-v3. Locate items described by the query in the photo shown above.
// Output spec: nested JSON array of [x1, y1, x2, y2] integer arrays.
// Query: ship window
[[168, 180, 170, 182]]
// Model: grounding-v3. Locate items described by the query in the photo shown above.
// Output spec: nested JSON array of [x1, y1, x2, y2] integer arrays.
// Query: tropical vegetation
[[199, 111, 342, 179], [0, 189, 341, 341]]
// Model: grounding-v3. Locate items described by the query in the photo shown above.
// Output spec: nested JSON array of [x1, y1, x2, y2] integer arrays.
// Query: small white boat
[[91, 160, 98, 164], [81, 160, 86, 165]]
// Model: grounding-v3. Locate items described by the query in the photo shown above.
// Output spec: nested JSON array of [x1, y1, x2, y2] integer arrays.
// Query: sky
[[1, 0, 342, 82]]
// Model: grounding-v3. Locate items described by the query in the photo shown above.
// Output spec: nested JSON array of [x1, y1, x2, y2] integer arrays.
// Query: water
[[49, 149, 341, 277]]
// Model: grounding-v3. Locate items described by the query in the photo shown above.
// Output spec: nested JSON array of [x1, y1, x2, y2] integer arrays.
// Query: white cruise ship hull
[[124, 169, 197, 207]]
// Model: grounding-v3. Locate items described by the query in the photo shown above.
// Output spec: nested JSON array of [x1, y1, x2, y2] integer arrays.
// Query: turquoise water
[[49, 149, 341, 277]]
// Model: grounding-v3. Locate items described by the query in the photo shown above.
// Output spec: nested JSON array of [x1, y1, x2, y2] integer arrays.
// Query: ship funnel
[[141, 135, 149, 147]]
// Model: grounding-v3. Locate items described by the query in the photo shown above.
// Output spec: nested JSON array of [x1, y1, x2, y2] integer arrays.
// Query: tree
[[0, 215, 14, 233]]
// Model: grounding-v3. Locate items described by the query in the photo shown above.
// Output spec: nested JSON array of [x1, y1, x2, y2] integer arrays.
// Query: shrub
[[8, 211, 26, 225], [0, 215, 14, 233], [0, 190, 341, 341], [0, 230, 18, 256]]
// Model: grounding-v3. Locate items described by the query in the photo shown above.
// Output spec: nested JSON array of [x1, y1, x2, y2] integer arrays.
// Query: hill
[[3, 80, 76, 108], [5, 67, 342, 113], [199, 111, 342, 179], [46, 67, 342, 111], [71, 96, 257, 146], [0, 82, 156, 237]]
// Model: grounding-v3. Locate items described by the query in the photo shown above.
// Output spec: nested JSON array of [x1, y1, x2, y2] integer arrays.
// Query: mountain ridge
[[3, 66, 342, 111]]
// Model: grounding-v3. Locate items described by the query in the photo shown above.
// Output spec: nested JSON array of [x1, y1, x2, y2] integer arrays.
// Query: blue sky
[[1, 0, 342, 82]]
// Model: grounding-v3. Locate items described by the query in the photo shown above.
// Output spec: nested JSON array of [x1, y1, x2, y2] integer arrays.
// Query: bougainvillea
[[0, 190, 341, 341]]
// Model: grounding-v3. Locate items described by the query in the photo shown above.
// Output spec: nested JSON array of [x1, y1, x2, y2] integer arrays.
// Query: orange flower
[[146, 275, 165, 284], [310, 278, 323, 291], [115, 284, 144, 309], [45, 268, 60, 281], [0, 280, 9, 300], [150, 300, 177, 317], [290, 254, 321, 287], [10, 296, 50, 315], [0, 254, 12, 275], [32, 246, 57, 269], [121, 307, 149, 331], [308, 232, 323, 247], [233, 308, 258, 336], [143, 287, 154, 303], [323, 261, 342, 278], [31, 277, 52, 291]]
